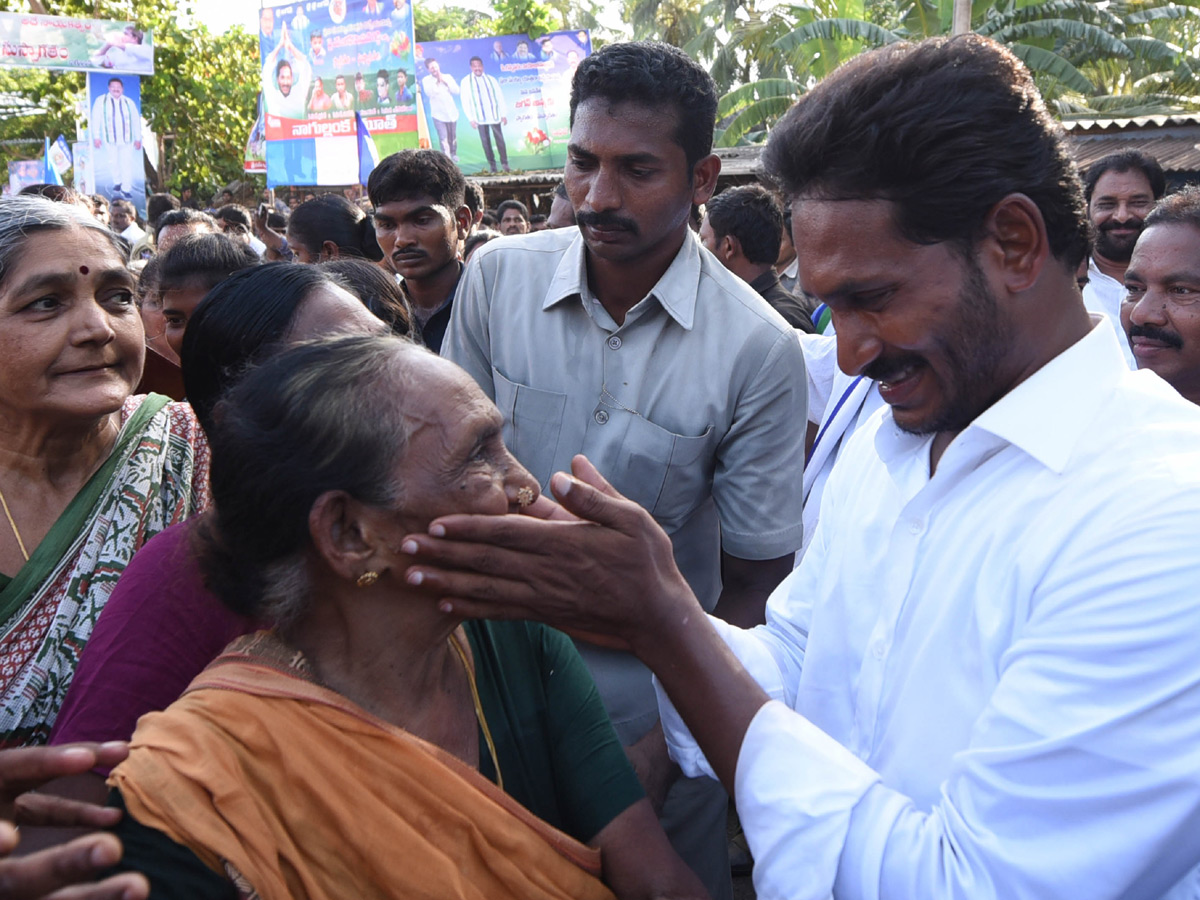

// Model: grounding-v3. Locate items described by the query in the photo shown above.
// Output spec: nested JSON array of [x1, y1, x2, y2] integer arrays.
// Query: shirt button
[[594, 409, 610, 425], [872, 640, 887, 660], [607, 335, 622, 350]]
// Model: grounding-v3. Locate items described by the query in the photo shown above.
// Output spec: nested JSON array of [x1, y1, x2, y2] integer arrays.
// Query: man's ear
[[321, 240, 340, 261], [981, 193, 1049, 294], [455, 205, 472, 241], [723, 234, 743, 263], [691, 153, 722, 206]]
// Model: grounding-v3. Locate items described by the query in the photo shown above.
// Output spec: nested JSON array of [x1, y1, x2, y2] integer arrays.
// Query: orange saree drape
[[109, 633, 616, 900]]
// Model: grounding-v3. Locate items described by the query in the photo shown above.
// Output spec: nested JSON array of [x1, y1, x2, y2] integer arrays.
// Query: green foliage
[[413, 5, 497, 42], [492, 0, 558, 38], [0, 0, 259, 194]]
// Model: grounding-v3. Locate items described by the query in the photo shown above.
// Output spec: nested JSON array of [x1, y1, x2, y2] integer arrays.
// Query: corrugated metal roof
[[470, 117, 1200, 190]]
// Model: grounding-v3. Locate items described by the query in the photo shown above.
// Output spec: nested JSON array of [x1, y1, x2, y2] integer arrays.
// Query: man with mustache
[[1082, 151, 1165, 367], [409, 35, 1200, 900], [1122, 186, 1200, 405], [443, 41, 808, 900], [367, 149, 470, 354]]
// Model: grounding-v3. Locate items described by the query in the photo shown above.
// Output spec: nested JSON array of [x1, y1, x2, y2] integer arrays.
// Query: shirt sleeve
[[800, 332, 839, 425], [442, 250, 496, 399], [732, 495, 1200, 900], [535, 624, 646, 841], [459, 76, 475, 120], [712, 326, 808, 559]]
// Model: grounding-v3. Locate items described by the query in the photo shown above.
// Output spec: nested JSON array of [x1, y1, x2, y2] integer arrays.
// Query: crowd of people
[[1, 31, 1200, 900]]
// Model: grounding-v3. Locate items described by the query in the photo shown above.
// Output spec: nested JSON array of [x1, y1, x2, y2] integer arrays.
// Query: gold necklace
[[0, 484, 29, 562], [448, 632, 503, 790]]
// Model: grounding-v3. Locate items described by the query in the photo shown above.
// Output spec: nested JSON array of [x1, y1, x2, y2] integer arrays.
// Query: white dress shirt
[[460, 73, 506, 124], [421, 73, 460, 123], [1083, 257, 1136, 368], [659, 319, 1200, 900]]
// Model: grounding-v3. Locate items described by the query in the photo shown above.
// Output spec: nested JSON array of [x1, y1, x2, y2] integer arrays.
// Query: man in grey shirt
[[443, 41, 807, 899]]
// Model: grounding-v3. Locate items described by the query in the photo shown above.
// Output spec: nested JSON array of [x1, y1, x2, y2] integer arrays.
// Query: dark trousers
[[477, 123, 508, 171]]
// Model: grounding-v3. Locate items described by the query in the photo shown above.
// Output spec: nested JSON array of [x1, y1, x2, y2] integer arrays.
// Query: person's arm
[[709, 327, 808, 625], [593, 799, 708, 900], [494, 76, 507, 123], [403, 456, 1200, 900], [460, 76, 475, 125], [711, 553, 793, 627], [0, 744, 149, 900], [441, 251, 496, 399], [129, 100, 142, 149]]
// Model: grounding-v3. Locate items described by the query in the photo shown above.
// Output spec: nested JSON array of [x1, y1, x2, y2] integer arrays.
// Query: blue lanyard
[[810, 375, 866, 459]]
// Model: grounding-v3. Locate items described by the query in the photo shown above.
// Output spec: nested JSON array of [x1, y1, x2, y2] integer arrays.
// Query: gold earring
[[356, 570, 380, 588], [516, 487, 534, 508]]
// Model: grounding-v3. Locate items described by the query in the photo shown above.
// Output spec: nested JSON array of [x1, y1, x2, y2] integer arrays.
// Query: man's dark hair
[[705, 185, 784, 265], [554, 181, 568, 201], [464, 180, 485, 218], [147, 192, 181, 232], [156, 207, 217, 242], [319, 258, 413, 337], [1144, 184, 1200, 230], [377, 68, 389, 82], [469, 56, 483, 66], [480, 212, 498, 228], [275, 59, 291, 78], [108, 77, 121, 87], [762, 34, 1089, 270], [530, 213, 547, 226], [570, 41, 717, 170], [213, 204, 253, 231], [496, 199, 528, 221], [310, 29, 322, 41], [355, 71, 364, 81], [158, 232, 260, 295], [367, 149, 465, 209], [1083, 151, 1166, 204]]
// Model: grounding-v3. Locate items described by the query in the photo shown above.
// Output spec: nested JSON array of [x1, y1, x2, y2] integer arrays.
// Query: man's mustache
[[576, 211, 639, 235], [863, 353, 924, 384], [1129, 323, 1183, 348]]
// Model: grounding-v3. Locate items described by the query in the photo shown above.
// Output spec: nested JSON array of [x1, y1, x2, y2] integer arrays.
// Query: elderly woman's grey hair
[[197, 334, 423, 626], [0, 195, 129, 288]]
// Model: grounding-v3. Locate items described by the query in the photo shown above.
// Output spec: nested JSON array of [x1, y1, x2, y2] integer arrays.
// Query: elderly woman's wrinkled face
[[389, 355, 538, 531], [0, 226, 142, 425]]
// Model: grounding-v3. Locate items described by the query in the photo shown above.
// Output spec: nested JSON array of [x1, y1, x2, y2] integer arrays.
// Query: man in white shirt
[[90, 77, 141, 201], [1081, 150, 1165, 368], [421, 58, 460, 161], [1121, 185, 1200, 407], [460, 56, 509, 173], [404, 35, 1200, 900], [261, 24, 311, 120]]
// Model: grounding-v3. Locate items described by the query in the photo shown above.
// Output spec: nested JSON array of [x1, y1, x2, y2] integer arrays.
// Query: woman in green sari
[[0, 196, 209, 746]]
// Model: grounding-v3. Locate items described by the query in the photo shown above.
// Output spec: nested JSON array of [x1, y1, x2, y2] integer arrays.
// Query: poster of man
[[416, 30, 589, 175], [87, 72, 145, 211], [258, 0, 418, 186]]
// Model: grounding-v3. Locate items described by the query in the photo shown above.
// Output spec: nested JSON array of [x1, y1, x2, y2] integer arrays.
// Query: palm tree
[[711, 0, 1200, 145]]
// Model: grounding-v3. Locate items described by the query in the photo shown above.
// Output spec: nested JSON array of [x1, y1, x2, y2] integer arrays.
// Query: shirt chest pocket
[[616, 415, 713, 525], [492, 368, 566, 488]]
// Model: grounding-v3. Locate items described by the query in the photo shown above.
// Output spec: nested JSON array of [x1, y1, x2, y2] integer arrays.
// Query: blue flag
[[356, 112, 379, 187], [42, 136, 63, 186]]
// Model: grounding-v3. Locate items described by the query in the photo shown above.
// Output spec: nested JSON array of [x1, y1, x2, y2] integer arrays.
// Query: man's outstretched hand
[[402, 455, 701, 659]]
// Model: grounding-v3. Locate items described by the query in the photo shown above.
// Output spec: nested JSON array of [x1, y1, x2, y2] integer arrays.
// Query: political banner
[[245, 92, 267, 173], [258, 0, 418, 186], [73, 141, 94, 195], [0, 12, 152, 74], [49, 134, 72, 175], [416, 30, 588, 176], [87, 72, 146, 214], [7, 160, 41, 194]]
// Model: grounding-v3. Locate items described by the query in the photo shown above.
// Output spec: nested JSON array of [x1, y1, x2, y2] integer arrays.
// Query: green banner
[[0, 12, 153, 75]]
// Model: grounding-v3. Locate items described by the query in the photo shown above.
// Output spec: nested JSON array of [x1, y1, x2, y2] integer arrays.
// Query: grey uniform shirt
[[444, 227, 807, 740]]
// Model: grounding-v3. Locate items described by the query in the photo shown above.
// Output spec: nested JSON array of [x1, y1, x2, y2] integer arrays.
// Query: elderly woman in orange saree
[[106, 335, 706, 900]]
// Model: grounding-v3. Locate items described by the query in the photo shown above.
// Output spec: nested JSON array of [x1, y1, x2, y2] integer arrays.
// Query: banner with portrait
[[416, 30, 589, 176], [258, 0, 418, 186], [0, 11, 152, 74], [6, 159, 41, 194], [87, 72, 146, 214]]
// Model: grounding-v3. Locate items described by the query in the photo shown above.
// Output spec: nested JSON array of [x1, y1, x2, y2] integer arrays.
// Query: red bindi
[[79, 265, 89, 274]]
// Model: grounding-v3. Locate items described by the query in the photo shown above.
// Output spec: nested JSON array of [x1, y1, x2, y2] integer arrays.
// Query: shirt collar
[[543, 229, 701, 330], [872, 317, 1127, 476], [965, 317, 1127, 474]]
